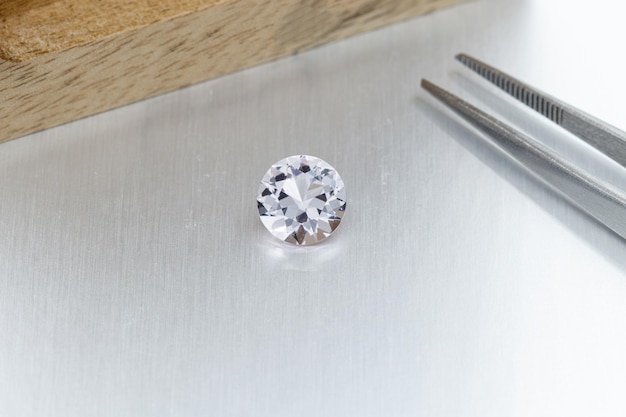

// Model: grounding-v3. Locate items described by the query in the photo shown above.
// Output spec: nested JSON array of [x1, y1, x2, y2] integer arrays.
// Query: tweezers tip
[[420, 79, 442, 97], [455, 53, 469, 61], [420, 78, 434, 89]]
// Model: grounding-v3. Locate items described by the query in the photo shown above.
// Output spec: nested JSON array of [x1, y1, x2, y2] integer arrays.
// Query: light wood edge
[[0, 0, 463, 143], [0, 0, 225, 62]]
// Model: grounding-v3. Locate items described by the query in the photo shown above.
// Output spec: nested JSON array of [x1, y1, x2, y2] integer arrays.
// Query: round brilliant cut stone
[[257, 155, 346, 245]]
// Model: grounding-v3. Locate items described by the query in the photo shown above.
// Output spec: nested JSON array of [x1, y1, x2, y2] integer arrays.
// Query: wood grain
[[0, 0, 462, 143]]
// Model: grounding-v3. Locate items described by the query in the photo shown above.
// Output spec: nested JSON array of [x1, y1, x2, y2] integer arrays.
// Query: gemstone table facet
[[257, 155, 346, 245]]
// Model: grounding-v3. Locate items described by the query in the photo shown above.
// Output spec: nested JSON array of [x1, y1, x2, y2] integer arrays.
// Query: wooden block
[[0, 0, 462, 143]]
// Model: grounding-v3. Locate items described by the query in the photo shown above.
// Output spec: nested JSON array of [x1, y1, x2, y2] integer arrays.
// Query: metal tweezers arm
[[456, 53, 626, 168], [421, 79, 626, 240]]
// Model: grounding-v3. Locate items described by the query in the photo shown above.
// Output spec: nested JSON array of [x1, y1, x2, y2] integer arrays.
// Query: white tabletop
[[2, 0, 626, 415]]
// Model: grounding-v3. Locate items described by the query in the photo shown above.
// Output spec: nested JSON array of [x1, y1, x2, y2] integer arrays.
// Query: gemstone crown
[[257, 155, 346, 245]]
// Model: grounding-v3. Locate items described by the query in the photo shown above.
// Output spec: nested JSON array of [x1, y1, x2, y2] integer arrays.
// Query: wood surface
[[0, 0, 462, 143]]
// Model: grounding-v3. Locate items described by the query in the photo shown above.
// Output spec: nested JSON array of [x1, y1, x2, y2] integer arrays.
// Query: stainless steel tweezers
[[421, 54, 626, 240]]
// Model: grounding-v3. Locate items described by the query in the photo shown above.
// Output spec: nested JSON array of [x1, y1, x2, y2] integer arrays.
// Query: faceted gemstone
[[257, 155, 346, 245]]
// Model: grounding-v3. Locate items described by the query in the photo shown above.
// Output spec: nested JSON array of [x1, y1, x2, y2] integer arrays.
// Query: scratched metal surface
[[2, 0, 626, 416]]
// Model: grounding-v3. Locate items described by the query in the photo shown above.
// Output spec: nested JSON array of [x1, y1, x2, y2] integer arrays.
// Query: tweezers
[[421, 54, 626, 240]]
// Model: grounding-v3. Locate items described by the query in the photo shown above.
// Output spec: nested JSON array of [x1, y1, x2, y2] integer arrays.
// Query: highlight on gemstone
[[257, 155, 346, 245]]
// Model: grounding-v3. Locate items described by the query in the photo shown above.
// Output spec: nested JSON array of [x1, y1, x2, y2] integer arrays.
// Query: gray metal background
[[2, 0, 626, 415]]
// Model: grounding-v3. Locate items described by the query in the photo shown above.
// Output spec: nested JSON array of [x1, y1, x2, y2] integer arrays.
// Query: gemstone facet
[[257, 155, 346, 245]]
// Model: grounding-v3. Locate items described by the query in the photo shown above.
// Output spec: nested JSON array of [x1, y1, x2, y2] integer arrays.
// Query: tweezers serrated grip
[[456, 53, 626, 168]]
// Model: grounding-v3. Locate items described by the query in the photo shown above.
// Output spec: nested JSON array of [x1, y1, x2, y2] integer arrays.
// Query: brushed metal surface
[[2, 0, 626, 416]]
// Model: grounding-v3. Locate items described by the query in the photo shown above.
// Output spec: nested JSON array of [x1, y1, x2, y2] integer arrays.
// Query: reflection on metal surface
[[260, 234, 347, 272]]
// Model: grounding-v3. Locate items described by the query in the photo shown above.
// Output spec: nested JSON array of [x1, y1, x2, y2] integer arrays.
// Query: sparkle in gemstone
[[257, 155, 346, 245]]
